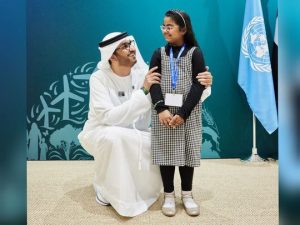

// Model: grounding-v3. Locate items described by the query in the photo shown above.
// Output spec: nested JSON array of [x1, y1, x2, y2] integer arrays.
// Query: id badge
[[165, 93, 183, 107]]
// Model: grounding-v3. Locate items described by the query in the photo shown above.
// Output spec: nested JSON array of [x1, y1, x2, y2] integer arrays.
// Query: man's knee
[[103, 126, 134, 144]]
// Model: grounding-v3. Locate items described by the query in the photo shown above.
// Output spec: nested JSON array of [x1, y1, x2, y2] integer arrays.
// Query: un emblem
[[241, 16, 271, 72]]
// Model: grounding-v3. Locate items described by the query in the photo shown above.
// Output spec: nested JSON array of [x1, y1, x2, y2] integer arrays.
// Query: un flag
[[238, 0, 278, 134]]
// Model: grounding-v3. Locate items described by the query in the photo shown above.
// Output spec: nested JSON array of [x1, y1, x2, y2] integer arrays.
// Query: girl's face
[[161, 16, 186, 46]]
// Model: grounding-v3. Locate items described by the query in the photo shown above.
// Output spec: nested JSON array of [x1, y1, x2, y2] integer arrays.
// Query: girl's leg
[[160, 166, 176, 216], [179, 166, 194, 191], [179, 166, 200, 216], [160, 166, 175, 192]]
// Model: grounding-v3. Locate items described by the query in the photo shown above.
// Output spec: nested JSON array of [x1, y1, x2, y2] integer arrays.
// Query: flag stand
[[241, 113, 267, 162]]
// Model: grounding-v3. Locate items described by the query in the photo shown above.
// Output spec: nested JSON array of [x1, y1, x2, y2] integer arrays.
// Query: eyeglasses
[[160, 25, 177, 31], [115, 40, 135, 51]]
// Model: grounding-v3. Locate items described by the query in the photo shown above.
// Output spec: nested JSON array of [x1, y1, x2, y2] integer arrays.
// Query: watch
[[141, 87, 149, 95]]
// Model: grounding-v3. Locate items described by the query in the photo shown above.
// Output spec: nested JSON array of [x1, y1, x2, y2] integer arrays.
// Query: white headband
[[172, 10, 186, 28]]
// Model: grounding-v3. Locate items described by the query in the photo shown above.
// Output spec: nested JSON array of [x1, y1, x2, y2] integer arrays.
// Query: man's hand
[[196, 66, 213, 88], [158, 110, 173, 128], [169, 115, 184, 128], [143, 66, 161, 91]]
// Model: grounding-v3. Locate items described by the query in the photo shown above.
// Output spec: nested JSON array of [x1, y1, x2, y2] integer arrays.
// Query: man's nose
[[129, 44, 136, 51]]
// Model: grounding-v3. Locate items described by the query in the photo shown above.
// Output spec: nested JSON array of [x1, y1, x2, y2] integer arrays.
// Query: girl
[[149, 9, 206, 217]]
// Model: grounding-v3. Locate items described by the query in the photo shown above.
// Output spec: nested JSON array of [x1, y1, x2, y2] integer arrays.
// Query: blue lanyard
[[170, 44, 185, 90]]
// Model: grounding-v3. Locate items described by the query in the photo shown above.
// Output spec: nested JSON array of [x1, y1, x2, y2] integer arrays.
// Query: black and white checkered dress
[[151, 47, 202, 167]]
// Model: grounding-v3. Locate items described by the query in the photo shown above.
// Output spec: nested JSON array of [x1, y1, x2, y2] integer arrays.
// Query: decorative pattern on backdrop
[[27, 62, 95, 160]]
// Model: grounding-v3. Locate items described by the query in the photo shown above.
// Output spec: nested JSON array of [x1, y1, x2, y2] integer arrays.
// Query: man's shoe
[[181, 191, 200, 216], [95, 191, 110, 206], [162, 191, 176, 217]]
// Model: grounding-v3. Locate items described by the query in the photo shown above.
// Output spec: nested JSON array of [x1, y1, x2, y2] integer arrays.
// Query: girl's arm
[[176, 47, 206, 120]]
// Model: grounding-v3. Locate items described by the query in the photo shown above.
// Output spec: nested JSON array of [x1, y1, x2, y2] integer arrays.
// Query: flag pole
[[242, 113, 266, 162], [252, 113, 257, 155]]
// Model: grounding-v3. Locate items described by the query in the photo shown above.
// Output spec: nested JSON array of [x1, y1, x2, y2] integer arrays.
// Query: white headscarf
[[97, 32, 148, 89]]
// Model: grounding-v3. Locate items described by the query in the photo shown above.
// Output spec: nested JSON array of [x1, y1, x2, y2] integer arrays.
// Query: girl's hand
[[158, 110, 173, 128], [169, 115, 184, 128]]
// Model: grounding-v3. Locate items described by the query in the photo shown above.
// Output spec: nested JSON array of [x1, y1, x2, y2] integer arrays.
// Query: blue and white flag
[[238, 0, 278, 134]]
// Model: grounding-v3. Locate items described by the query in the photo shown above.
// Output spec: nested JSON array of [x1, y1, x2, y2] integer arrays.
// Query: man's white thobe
[[78, 67, 162, 217]]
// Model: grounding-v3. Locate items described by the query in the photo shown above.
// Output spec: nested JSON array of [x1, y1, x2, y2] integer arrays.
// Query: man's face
[[113, 39, 137, 67]]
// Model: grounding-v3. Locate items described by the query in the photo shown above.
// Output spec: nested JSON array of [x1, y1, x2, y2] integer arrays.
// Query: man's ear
[[110, 54, 118, 63]]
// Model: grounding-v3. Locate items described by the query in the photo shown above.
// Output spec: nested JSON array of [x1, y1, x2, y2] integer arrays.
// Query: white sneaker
[[162, 191, 176, 217], [95, 191, 110, 206], [181, 191, 200, 216]]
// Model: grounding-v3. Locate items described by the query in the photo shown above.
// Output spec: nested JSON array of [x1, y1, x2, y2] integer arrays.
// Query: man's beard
[[117, 53, 137, 67]]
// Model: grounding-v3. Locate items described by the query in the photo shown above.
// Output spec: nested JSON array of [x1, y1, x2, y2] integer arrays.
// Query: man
[[78, 32, 212, 217]]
